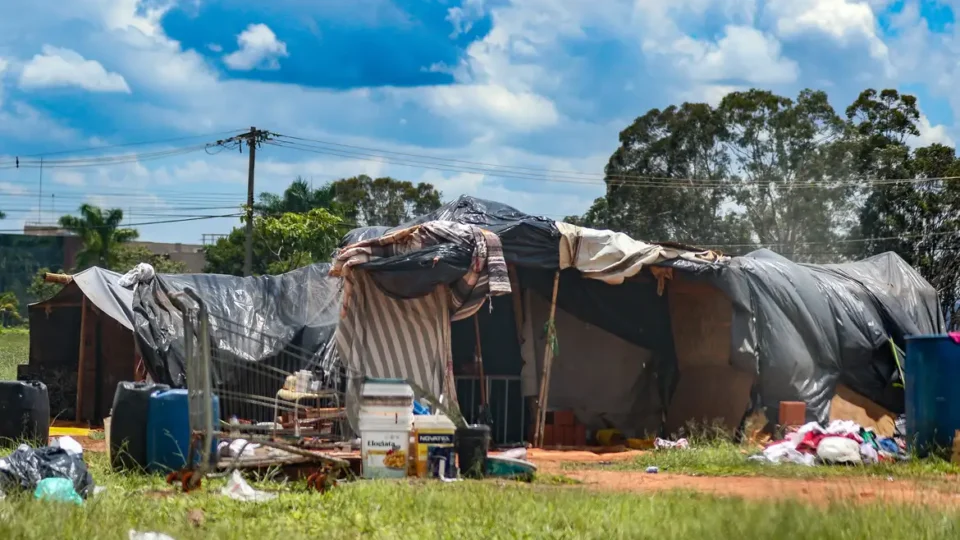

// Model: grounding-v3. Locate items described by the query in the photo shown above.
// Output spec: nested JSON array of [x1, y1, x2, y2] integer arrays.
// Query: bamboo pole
[[43, 272, 72, 285], [533, 271, 561, 448]]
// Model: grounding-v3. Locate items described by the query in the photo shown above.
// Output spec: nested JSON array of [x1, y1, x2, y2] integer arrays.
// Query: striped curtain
[[336, 271, 457, 429]]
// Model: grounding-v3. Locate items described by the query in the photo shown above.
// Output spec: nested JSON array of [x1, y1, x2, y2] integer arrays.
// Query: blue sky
[[0, 0, 958, 243]]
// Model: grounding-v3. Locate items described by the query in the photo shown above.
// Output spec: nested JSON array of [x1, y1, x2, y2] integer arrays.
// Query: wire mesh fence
[[167, 287, 353, 489]]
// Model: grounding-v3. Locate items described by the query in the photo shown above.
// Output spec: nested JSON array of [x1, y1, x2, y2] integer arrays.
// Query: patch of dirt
[[524, 449, 960, 507], [555, 469, 960, 506]]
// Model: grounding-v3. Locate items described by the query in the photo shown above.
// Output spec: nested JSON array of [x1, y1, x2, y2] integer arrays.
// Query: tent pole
[[474, 314, 488, 412], [533, 270, 561, 448], [75, 296, 88, 423]]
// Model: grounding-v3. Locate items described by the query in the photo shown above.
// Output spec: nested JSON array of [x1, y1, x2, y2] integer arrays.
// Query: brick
[[778, 401, 806, 427]]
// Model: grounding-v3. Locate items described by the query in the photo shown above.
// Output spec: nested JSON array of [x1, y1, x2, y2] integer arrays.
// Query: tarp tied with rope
[[334, 195, 943, 430]]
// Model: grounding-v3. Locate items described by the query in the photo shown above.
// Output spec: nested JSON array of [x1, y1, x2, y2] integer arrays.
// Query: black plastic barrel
[[110, 381, 169, 471], [0, 381, 50, 446], [456, 424, 491, 478]]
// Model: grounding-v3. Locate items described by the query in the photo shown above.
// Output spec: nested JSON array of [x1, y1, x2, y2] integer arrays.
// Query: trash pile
[[749, 420, 907, 466], [0, 440, 95, 503]]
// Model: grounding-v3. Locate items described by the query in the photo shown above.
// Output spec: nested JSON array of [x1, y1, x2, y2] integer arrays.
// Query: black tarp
[[341, 197, 945, 423], [132, 263, 342, 393]]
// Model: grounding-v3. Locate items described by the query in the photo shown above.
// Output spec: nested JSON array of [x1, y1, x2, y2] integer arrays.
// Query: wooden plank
[[75, 296, 88, 423]]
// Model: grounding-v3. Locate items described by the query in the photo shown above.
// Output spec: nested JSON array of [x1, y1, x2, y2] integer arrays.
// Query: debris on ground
[[221, 470, 277, 502], [129, 531, 176, 540], [654, 438, 689, 450], [34, 477, 83, 505], [645, 466, 659, 474], [51, 436, 84, 456], [749, 420, 907, 466], [0, 444, 95, 498]]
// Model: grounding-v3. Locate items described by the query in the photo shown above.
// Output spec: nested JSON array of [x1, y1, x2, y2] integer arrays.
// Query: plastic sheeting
[[341, 197, 944, 425], [132, 263, 342, 388], [0, 445, 95, 499], [341, 195, 560, 269]]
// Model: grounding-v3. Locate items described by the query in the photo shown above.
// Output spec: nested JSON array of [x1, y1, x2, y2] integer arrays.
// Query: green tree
[[59, 204, 139, 270], [717, 89, 856, 261], [258, 208, 343, 274], [0, 292, 22, 327], [330, 175, 442, 227], [569, 102, 751, 247], [204, 208, 342, 275], [26, 268, 64, 304], [256, 176, 340, 216]]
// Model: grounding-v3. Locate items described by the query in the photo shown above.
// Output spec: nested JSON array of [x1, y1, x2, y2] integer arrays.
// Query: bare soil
[[526, 448, 960, 506]]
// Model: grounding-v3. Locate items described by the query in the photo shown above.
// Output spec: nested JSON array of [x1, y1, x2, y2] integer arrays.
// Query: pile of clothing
[[749, 420, 907, 466]]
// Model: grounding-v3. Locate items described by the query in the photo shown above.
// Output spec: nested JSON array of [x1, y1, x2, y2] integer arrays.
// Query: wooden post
[[473, 314, 488, 409], [533, 271, 561, 448], [75, 296, 88, 423]]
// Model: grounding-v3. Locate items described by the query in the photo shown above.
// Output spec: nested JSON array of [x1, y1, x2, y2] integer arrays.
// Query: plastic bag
[[51, 436, 84, 456], [221, 470, 276, 502], [817, 437, 862, 465], [0, 445, 95, 498], [34, 477, 83, 505], [129, 531, 176, 540]]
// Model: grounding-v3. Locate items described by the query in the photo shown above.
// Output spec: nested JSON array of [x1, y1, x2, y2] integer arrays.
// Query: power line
[[271, 133, 960, 189], [11, 129, 247, 159], [0, 213, 243, 233]]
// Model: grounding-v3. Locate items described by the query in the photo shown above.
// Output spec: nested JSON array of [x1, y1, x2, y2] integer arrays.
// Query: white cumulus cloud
[[19, 45, 131, 93], [223, 23, 289, 71], [420, 83, 560, 131], [668, 25, 799, 85], [769, 0, 890, 63], [908, 114, 955, 149]]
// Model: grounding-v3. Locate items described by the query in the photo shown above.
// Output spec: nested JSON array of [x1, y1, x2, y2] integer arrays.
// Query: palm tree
[[59, 204, 139, 270], [256, 177, 338, 216]]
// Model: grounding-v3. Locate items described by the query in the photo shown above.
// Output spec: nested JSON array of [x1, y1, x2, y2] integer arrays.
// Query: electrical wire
[[271, 133, 960, 189], [8, 129, 247, 159], [0, 213, 243, 233]]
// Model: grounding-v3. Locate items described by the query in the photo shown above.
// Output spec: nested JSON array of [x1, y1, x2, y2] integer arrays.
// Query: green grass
[[565, 441, 960, 480], [0, 329, 29, 381], [2, 332, 958, 537], [0, 451, 957, 540]]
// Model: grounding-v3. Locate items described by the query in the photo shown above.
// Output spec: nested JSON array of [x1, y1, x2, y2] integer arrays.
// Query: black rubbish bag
[[0, 445, 95, 498]]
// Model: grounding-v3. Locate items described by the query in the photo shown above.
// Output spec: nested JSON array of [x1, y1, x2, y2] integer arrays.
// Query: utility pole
[[244, 126, 258, 277]]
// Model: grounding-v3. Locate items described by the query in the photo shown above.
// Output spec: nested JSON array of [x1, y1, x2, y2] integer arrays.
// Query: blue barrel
[[905, 335, 960, 456], [146, 390, 220, 473]]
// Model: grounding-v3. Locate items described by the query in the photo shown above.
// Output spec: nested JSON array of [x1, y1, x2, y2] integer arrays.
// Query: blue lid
[[906, 334, 957, 341]]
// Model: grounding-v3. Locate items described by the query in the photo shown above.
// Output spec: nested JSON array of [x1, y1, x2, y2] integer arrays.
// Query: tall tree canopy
[[329, 175, 442, 227], [59, 204, 139, 271], [573, 86, 960, 322]]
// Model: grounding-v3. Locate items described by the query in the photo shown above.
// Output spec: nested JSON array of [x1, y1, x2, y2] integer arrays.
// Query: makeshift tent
[[334, 195, 943, 443], [23, 268, 138, 423], [23, 264, 343, 425]]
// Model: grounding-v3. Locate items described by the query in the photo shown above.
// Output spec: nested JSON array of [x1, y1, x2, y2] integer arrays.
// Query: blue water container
[[905, 335, 960, 456], [146, 389, 220, 473]]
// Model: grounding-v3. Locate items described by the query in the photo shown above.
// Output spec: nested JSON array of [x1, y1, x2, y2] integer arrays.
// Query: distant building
[[128, 241, 206, 273], [0, 227, 206, 316]]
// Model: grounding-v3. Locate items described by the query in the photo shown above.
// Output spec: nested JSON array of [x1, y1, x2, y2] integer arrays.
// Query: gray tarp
[[343, 196, 945, 425]]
